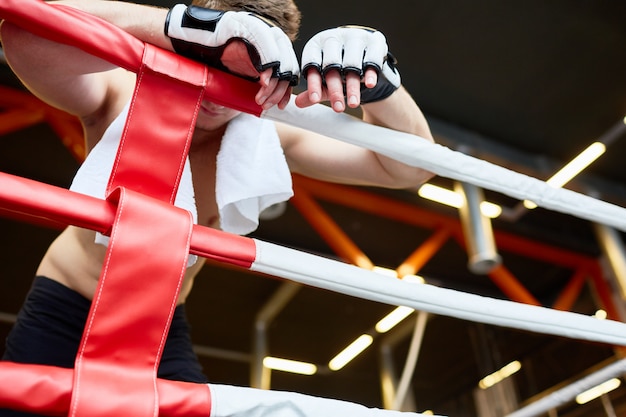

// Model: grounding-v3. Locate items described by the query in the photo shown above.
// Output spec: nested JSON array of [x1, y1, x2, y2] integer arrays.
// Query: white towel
[[70, 103, 293, 261], [216, 113, 293, 235]]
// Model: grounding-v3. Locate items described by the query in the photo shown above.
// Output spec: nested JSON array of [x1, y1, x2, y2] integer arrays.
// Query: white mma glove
[[301, 26, 401, 103], [165, 4, 300, 85]]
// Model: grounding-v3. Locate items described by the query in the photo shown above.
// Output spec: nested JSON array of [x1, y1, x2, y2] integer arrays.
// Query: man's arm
[[359, 85, 435, 186], [54, 0, 297, 109], [281, 27, 435, 189], [52, 0, 172, 50], [0, 0, 170, 124], [3, 0, 297, 117], [279, 86, 434, 189], [0, 15, 129, 122]]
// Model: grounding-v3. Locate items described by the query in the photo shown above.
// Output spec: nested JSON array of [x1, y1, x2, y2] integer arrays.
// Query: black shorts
[[1, 276, 208, 416]]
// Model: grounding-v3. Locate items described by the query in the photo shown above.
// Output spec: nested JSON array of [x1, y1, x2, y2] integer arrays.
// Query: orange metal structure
[[0, 85, 85, 160], [1, 83, 623, 331]]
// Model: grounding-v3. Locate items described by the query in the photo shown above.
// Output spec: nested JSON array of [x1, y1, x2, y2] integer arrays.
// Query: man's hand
[[219, 41, 293, 109], [165, 4, 300, 109], [295, 26, 401, 112]]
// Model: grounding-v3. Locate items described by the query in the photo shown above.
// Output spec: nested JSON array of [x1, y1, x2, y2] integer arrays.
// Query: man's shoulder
[[82, 70, 135, 150]]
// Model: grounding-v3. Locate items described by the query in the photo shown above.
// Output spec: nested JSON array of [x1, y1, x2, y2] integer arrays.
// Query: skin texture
[[0, 0, 435, 304]]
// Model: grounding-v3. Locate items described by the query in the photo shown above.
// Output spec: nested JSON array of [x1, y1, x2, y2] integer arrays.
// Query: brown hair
[[191, 0, 301, 41]]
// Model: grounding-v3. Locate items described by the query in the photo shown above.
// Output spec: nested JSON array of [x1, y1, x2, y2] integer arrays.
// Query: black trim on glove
[[169, 38, 263, 83], [165, 5, 299, 86]]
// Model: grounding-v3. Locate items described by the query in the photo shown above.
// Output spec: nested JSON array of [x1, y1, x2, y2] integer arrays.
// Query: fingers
[[324, 70, 345, 112], [305, 69, 323, 103], [295, 68, 364, 112], [294, 68, 322, 109], [344, 71, 362, 108], [363, 67, 378, 89], [299, 27, 393, 112], [277, 88, 291, 109], [256, 69, 292, 110], [260, 27, 386, 112], [323, 70, 361, 111]]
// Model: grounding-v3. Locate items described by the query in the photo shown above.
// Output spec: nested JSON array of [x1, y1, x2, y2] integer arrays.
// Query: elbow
[[1, 20, 18, 46], [418, 169, 436, 185], [0, 21, 31, 65], [380, 166, 436, 191], [399, 168, 436, 190]]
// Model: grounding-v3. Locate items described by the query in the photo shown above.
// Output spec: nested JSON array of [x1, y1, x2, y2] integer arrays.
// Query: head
[[191, 0, 301, 41], [190, 0, 301, 136], [192, 0, 301, 136]]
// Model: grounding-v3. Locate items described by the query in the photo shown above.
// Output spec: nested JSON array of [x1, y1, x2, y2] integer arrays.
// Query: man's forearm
[[360, 86, 436, 186], [50, 0, 172, 50], [361, 86, 434, 143]]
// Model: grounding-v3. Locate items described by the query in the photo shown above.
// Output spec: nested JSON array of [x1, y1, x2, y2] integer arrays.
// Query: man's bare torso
[[36, 72, 223, 305]]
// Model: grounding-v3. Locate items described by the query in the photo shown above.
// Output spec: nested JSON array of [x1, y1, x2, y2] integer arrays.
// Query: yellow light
[[263, 357, 317, 375], [372, 266, 398, 277], [576, 378, 621, 404], [418, 184, 463, 208], [594, 309, 608, 320], [402, 274, 425, 284], [375, 306, 414, 333], [547, 142, 606, 188], [418, 184, 501, 218], [374, 274, 424, 333], [523, 200, 538, 210], [328, 334, 373, 371], [525, 142, 606, 209], [480, 201, 502, 218], [479, 360, 522, 389]]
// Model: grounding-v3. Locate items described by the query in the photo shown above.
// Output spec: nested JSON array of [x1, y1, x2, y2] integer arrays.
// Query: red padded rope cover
[[0, 171, 257, 268], [0, 0, 263, 117], [0, 362, 212, 417], [0, 176, 257, 416], [106, 44, 207, 203], [0, 0, 260, 415], [69, 188, 193, 417]]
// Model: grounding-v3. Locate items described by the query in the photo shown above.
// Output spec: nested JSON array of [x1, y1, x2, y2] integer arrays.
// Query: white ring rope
[[505, 358, 626, 417], [265, 101, 626, 232], [262, 99, 626, 415], [252, 239, 626, 346]]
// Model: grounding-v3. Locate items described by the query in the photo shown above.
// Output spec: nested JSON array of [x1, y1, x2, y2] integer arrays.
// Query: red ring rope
[[0, 0, 262, 415]]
